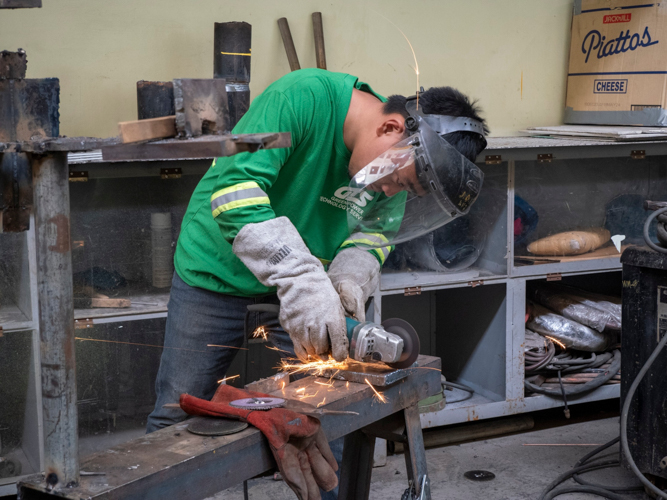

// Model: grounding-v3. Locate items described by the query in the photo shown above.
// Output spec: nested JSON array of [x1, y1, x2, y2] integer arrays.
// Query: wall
[[0, 0, 573, 138]]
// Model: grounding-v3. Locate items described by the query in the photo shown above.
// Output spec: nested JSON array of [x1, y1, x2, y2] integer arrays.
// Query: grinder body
[[345, 317, 419, 369]]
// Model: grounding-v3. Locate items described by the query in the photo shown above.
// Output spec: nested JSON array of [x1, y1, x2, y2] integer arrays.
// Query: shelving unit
[[1, 135, 663, 493]]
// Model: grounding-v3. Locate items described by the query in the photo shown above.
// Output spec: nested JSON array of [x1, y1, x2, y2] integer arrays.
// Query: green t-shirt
[[174, 69, 394, 297]]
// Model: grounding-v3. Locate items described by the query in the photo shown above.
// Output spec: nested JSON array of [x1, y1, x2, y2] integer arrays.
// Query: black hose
[[525, 349, 621, 397], [643, 206, 667, 254], [542, 485, 628, 500]]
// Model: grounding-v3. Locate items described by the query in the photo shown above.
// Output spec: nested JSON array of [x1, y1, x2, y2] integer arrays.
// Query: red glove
[[180, 385, 338, 499]]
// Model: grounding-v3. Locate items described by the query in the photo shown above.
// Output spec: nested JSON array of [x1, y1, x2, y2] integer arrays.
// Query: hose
[[524, 349, 621, 397], [441, 378, 475, 403], [620, 324, 667, 499], [643, 206, 667, 254]]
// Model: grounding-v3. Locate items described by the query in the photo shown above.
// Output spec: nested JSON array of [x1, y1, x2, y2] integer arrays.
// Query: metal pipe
[[31, 151, 79, 488], [312, 13, 326, 70], [214, 22, 252, 129], [277, 18, 300, 71]]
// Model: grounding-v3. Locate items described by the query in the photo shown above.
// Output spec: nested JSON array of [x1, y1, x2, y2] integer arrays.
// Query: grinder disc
[[229, 397, 285, 410], [187, 416, 248, 436], [382, 318, 420, 369]]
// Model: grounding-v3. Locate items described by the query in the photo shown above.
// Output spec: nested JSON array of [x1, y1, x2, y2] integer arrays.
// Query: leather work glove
[[180, 385, 338, 499], [327, 247, 380, 322], [233, 217, 348, 361]]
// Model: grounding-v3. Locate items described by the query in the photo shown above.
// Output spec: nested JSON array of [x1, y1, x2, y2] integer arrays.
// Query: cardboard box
[[565, 0, 667, 126]]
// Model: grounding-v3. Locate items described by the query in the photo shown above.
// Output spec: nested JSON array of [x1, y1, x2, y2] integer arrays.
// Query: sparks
[[365, 378, 387, 403], [375, 11, 420, 108], [315, 381, 334, 387], [317, 398, 327, 408], [266, 345, 293, 354], [346, 381, 349, 389], [207, 343, 249, 350], [252, 326, 268, 341], [281, 381, 286, 389], [279, 356, 349, 377], [217, 374, 240, 384], [75, 337, 217, 353], [296, 387, 306, 393], [545, 336, 566, 350]]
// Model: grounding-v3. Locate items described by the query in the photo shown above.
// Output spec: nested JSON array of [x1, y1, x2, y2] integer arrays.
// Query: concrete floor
[[212, 416, 645, 500]]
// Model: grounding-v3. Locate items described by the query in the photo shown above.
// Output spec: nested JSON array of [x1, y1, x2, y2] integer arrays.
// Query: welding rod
[[312, 12, 326, 69], [277, 17, 301, 71]]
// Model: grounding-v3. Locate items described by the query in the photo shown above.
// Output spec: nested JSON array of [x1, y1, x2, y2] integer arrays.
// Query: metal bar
[[100, 132, 291, 162], [31, 151, 79, 488], [338, 430, 375, 499], [136, 81, 175, 120], [312, 13, 326, 70], [214, 22, 251, 83], [277, 18, 300, 71], [403, 404, 430, 499], [18, 355, 441, 499], [0, 49, 27, 79]]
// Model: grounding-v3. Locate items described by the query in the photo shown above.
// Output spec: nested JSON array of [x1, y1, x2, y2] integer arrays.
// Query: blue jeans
[[147, 272, 342, 498]]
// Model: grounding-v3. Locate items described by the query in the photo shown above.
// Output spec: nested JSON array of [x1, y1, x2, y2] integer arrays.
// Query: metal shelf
[[73, 290, 170, 323], [380, 268, 506, 293], [0, 303, 33, 332]]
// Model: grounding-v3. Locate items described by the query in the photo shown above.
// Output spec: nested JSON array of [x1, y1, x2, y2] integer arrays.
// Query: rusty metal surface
[[32, 152, 80, 487], [173, 78, 230, 137], [100, 132, 291, 161], [137, 81, 175, 120], [0, 136, 119, 153], [0, 49, 27, 79], [0, 152, 32, 232], [214, 22, 251, 83], [18, 355, 441, 500], [319, 359, 412, 386], [0, 0, 41, 7], [0, 78, 59, 142], [226, 84, 249, 130]]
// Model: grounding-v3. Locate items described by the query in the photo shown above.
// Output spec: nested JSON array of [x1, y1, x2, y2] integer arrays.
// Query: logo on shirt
[[319, 187, 374, 221]]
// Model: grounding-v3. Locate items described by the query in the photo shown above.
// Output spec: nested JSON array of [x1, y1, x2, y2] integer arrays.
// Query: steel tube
[[32, 151, 79, 488]]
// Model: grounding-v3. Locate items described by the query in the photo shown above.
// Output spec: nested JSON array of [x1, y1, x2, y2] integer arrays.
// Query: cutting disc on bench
[[187, 416, 248, 436], [229, 397, 285, 410]]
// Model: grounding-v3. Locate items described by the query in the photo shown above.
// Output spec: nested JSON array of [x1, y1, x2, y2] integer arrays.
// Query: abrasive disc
[[382, 318, 420, 369], [187, 416, 249, 436], [229, 397, 285, 410]]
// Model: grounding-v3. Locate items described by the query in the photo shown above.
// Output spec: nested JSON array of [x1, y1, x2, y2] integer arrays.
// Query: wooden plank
[[119, 116, 176, 144], [517, 244, 632, 263]]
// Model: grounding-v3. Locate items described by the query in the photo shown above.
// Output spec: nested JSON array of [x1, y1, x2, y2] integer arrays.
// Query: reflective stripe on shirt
[[211, 181, 270, 218], [340, 232, 391, 264]]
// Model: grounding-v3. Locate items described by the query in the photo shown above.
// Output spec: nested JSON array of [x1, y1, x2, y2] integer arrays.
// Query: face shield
[[346, 98, 486, 249]]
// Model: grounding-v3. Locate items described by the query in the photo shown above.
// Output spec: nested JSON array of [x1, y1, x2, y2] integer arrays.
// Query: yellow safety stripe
[[340, 237, 391, 265], [220, 51, 252, 56], [211, 181, 270, 218]]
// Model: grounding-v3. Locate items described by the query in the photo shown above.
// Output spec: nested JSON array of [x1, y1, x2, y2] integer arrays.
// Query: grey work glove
[[233, 217, 349, 362], [327, 247, 380, 323]]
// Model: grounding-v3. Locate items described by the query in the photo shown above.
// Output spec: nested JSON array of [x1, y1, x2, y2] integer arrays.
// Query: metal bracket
[[404, 286, 422, 296], [547, 273, 562, 281], [74, 318, 94, 330], [468, 280, 484, 287], [69, 170, 88, 182], [160, 167, 182, 179], [537, 153, 553, 163], [484, 155, 502, 165], [631, 150, 646, 159]]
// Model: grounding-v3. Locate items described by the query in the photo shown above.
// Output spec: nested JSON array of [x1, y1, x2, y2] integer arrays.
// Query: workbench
[[18, 355, 441, 500]]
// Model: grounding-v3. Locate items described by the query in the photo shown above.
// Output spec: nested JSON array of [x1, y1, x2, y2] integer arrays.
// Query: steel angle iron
[[229, 397, 286, 410]]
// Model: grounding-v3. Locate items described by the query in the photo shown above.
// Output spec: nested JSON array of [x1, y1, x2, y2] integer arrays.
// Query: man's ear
[[376, 115, 405, 138]]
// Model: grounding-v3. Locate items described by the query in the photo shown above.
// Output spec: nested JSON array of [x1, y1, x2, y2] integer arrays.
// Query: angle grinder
[[246, 304, 420, 369], [346, 317, 419, 369]]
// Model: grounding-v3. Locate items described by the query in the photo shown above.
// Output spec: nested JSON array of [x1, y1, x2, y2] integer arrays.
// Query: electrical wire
[[525, 349, 621, 397], [441, 379, 475, 403], [620, 324, 667, 499]]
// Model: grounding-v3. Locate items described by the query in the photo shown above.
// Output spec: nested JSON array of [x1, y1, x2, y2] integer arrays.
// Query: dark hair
[[383, 87, 488, 162]]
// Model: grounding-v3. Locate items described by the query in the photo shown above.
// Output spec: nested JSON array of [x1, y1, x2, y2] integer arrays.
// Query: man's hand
[[233, 217, 349, 361], [327, 247, 380, 322]]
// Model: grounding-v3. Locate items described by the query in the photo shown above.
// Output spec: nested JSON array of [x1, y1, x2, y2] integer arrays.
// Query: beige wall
[[0, 0, 573, 138]]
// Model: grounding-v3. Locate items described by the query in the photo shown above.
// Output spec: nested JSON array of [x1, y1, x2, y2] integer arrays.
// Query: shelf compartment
[[0, 231, 33, 332], [74, 289, 170, 321], [0, 330, 41, 484], [381, 162, 508, 290], [512, 155, 667, 277], [75, 318, 166, 455]]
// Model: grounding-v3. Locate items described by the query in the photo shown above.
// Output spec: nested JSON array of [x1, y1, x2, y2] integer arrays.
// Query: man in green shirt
[[147, 68, 487, 496]]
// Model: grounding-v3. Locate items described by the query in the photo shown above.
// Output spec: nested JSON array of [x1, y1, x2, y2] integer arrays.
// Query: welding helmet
[[346, 94, 486, 249]]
